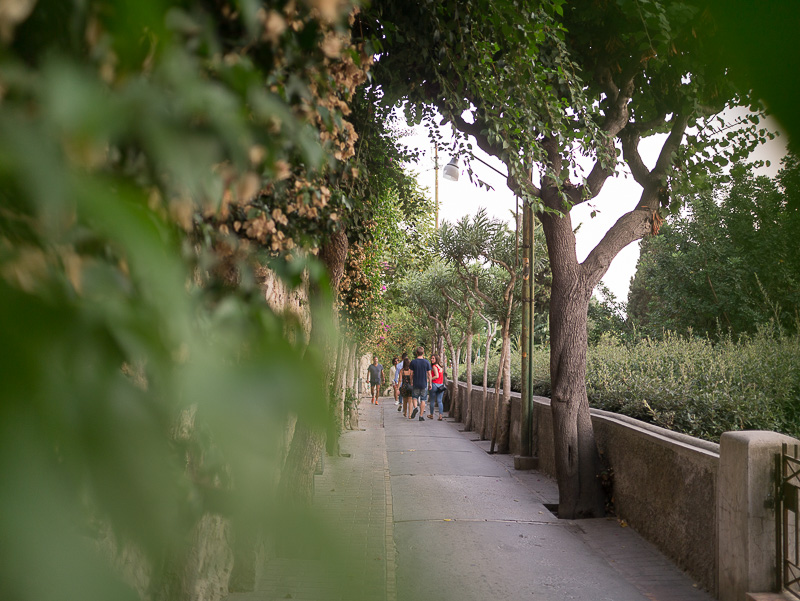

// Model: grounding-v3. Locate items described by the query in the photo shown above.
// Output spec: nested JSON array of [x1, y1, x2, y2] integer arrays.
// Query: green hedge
[[463, 347, 550, 395], [461, 329, 800, 442]]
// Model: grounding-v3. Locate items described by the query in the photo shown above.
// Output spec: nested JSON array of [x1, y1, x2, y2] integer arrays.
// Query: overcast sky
[[403, 111, 787, 304]]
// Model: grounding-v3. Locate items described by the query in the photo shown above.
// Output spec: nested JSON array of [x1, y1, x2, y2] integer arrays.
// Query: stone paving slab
[[390, 474, 560, 523], [388, 450, 509, 477], [386, 432, 478, 452], [572, 518, 715, 601], [395, 520, 651, 601]]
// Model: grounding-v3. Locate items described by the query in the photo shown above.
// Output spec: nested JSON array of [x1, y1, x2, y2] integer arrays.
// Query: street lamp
[[434, 149, 461, 228], [439, 155, 508, 181], [443, 157, 460, 181]]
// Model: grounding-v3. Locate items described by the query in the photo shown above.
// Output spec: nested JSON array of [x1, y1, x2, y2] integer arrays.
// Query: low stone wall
[[448, 381, 720, 593]]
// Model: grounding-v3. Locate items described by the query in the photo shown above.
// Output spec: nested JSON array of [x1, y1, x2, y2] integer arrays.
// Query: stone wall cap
[[720, 430, 800, 446]]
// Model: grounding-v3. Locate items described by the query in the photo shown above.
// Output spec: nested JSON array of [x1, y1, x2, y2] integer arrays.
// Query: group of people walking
[[366, 347, 446, 421]]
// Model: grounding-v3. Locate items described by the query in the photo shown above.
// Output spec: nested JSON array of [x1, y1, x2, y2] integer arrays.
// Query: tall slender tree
[[438, 210, 520, 453]]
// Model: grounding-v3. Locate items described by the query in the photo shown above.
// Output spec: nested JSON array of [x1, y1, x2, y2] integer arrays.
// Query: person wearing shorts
[[409, 346, 432, 421], [366, 356, 384, 405], [399, 357, 413, 418]]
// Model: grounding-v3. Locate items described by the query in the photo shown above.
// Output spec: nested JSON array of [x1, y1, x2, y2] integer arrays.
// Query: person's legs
[[410, 397, 418, 419], [417, 389, 427, 421], [435, 388, 444, 417]]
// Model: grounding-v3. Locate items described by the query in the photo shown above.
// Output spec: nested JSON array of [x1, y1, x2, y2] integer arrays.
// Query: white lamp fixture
[[442, 157, 460, 181]]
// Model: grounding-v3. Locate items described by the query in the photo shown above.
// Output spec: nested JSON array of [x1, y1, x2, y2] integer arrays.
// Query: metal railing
[[778, 443, 800, 599]]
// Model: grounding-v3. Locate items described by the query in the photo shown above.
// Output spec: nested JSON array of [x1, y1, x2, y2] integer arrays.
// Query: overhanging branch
[[653, 113, 689, 178]]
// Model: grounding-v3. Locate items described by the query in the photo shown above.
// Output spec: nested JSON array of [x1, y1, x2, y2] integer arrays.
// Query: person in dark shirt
[[408, 346, 431, 421]]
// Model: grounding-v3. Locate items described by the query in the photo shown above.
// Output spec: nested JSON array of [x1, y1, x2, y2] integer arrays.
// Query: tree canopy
[[629, 154, 800, 338]]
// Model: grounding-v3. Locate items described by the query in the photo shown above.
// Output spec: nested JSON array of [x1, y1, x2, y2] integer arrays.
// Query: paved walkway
[[225, 395, 715, 601]]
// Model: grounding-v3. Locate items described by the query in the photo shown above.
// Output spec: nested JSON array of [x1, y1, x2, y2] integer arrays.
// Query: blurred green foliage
[[0, 0, 374, 599]]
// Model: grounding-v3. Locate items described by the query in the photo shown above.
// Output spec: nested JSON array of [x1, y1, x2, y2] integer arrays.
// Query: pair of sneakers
[[410, 407, 424, 421]]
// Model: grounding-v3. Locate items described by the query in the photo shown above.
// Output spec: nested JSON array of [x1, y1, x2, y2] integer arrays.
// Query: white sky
[[403, 111, 787, 304]]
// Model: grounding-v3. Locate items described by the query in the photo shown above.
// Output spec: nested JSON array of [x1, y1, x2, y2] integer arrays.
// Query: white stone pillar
[[718, 431, 800, 601]]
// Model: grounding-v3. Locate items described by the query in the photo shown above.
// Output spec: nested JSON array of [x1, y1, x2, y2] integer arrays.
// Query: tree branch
[[632, 115, 668, 136], [451, 112, 542, 198], [621, 128, 651, 186], [581, 198, 654, 290], [652, 113, 690, 178]]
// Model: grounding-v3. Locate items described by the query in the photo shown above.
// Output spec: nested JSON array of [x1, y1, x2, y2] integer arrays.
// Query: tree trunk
[[280, 228, 348, 506], [326, 336, 347, 455], [490, 326, 512, 454], [440, 331, 458, 421], [279, 421, 325, 509], [498, 327, 513, 453], [480, 320, 495, 439], [541, 209, 605, 519], [449, 343, 460, 420], [489, 334, 506, 452], [464, 330, 474, 429], [347, 343, 359, 430]]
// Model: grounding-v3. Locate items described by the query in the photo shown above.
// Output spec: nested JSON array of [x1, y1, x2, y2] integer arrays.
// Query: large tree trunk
[[541, 209, 605, 519]]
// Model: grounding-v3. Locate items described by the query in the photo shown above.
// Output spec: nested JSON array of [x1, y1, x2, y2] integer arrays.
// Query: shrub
[[585, 328, 800, 441], [461, 346, 550, 396], [459, 328, 800, 443]]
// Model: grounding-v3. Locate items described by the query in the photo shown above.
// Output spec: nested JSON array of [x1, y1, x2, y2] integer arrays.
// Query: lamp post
[[434, 145, 440, 229], [444, 155, 537, 466]]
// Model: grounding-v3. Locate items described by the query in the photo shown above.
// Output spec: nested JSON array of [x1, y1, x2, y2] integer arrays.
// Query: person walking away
[[389, 357, 399, 403], [409, 346, 432, 421], [395, 352, 408, 412], [399, 358, 413, 418], [427, 354, 445, 420], [367, 356, 384, 405]]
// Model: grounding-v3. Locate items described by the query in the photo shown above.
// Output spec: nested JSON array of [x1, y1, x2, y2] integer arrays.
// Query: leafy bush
[[462, 346, 550, 396], [460, 328, 800, 443], [586, 328, 800, 441]]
